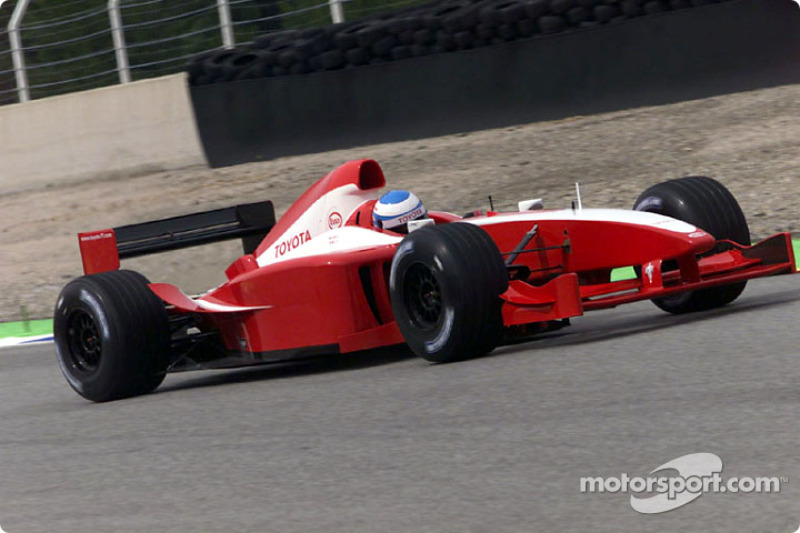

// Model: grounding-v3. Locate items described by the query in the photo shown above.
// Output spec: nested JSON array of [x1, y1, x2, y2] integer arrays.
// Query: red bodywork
[[77, 159, 797, 365]]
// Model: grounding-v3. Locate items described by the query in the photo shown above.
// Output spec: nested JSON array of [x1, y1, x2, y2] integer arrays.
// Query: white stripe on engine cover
[[466, 208, 698, 233], [267, 226, 402, 263], [257, 183, 381, 268]]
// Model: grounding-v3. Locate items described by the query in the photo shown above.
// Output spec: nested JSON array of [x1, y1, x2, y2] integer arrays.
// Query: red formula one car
[[54, 159, 798, 401]]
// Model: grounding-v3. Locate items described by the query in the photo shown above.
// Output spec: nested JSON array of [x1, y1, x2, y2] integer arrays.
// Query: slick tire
[[389, 223, 508, 363], [633, 176, 751, 314], [320, 49, 346, 70], [54, 270, 170, 402], [539, 15, 567, 33], [200, 50, 238, 81]]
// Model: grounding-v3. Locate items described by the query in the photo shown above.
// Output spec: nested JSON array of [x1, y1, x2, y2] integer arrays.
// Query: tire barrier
[[188, 0, 800, 167], [188, 0, 743, 85]]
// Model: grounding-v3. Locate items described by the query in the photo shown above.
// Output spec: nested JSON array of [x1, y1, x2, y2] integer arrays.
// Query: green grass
[[0, 242, 797, 340], [0, 318, 53, 338], [795, 239, 799, 267], [610, 266, 637, 282]]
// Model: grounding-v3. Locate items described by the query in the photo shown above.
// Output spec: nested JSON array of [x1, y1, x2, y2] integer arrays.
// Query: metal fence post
[[217, 0, 235, 49], [8, 0, 32, 103], [108, 0, 132, 84], [329, 0, 345, 24]]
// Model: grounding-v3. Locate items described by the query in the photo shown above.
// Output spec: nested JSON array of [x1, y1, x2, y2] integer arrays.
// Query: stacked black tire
[[188, 0, 732, 85]]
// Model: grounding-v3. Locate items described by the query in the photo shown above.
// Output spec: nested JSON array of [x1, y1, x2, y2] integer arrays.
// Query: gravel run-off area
[[0, 83, 797, 322]]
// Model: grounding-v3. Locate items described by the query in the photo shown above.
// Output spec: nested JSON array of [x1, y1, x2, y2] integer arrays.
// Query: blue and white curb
[[0, 334, 54, 348]]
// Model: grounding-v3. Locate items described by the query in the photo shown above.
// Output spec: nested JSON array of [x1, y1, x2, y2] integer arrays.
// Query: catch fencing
[[0, 0, 428, 105]]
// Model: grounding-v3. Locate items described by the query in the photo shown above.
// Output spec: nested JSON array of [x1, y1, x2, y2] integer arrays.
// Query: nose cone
[[560, 210, 718, 271], [684, 228, 716, 255]]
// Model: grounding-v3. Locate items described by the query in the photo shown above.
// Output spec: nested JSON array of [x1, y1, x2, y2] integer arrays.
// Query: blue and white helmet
[[372, 190, 427, 232]]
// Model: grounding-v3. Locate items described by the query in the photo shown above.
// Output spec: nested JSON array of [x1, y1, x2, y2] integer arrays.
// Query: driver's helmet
[[372, 190, 428, 233]]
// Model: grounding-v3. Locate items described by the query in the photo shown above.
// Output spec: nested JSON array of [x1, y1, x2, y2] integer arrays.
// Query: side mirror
[[518, 199, 544, 211], [408, 218, 435, 232]]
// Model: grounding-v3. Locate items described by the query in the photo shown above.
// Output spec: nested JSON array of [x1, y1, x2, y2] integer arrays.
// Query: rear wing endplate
[[78, 201, 275, 275]]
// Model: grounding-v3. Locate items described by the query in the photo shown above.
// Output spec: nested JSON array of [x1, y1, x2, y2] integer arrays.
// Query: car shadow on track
[[156, 343, 417, 395], [156, 285, 800, 394]]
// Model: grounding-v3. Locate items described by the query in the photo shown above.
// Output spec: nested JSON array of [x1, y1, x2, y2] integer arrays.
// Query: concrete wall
[[0, 73, 206, 195]]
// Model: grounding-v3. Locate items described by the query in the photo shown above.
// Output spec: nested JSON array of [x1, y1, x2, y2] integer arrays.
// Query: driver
[[372, 190, 428, 234]]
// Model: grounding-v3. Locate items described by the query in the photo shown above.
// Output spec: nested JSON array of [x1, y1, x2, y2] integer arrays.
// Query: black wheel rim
[[403, 262, 442, 330], [66, 309, 102, 373]]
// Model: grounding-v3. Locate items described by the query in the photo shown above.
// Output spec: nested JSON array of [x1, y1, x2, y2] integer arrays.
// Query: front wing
[[500, 233, 797, 325]]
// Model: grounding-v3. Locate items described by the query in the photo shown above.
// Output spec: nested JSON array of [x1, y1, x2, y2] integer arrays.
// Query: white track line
[[0, 335, 54, 348]]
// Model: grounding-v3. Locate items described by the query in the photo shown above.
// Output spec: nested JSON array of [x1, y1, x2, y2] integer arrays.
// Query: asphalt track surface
[[1, 277, 798, 533]]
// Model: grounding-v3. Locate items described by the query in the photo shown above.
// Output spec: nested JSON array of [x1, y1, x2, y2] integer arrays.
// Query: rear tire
[[389, 223, 508, 363], [633, 176, 750, 314], [54, 270, 170, 402]]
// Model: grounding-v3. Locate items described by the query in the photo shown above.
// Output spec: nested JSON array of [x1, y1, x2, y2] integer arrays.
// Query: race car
[[54, 159, 798, 402]]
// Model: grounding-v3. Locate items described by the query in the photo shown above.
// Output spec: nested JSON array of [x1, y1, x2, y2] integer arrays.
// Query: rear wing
[[78, 201, 275, 275]]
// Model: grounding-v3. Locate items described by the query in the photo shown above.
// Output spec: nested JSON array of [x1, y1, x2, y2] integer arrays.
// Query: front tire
[[633, 176, 751, 314], [389, 223, 508, 363], [54, 270, 170, 402]]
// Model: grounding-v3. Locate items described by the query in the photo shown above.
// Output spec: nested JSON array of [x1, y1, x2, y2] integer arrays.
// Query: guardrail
[[0, 0, 428, 105]]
